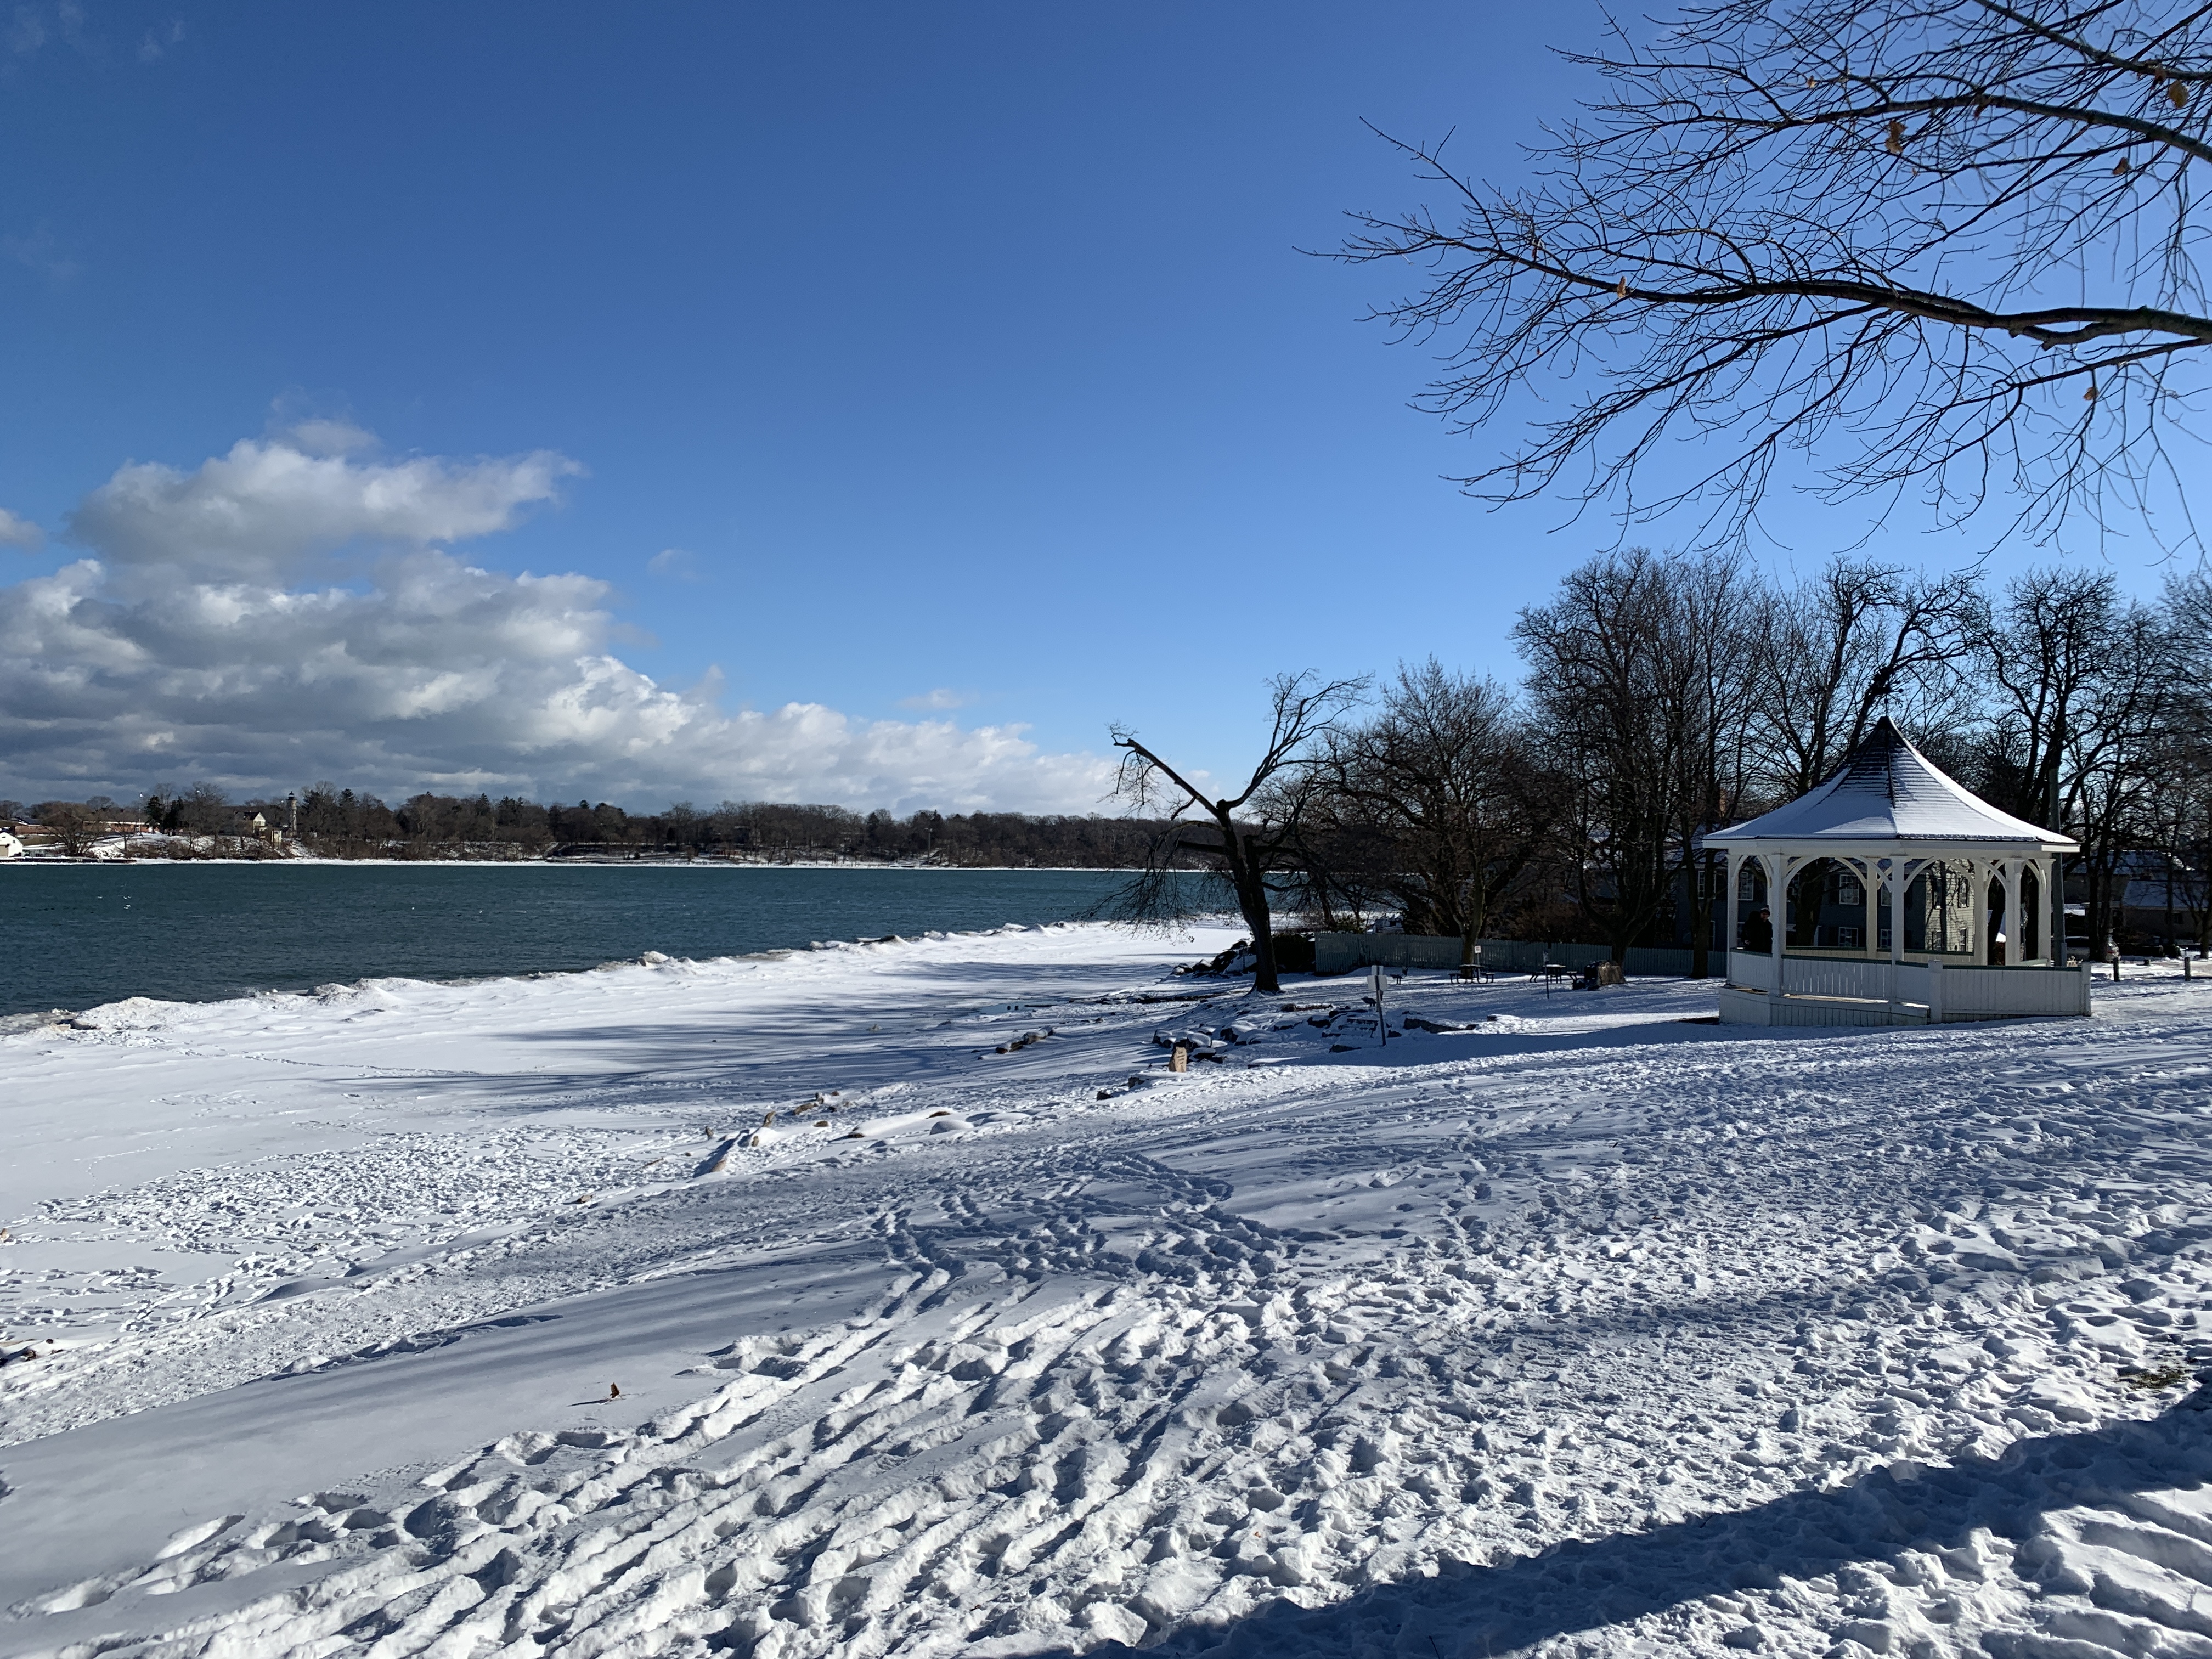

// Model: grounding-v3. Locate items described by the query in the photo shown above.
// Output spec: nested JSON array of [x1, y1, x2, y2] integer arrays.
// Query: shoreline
[[0, 919, 1077, 1030], [0, 856, 1155, 872], [1, 908, 1237, 1028]]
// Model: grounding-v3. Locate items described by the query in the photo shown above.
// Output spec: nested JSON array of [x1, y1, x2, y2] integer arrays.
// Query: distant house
[[2106, 850, 2205, 947]]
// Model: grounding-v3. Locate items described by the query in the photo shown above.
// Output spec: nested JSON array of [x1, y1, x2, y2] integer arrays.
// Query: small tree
[[37, 802, 103, 858], [1515, 550, 1683, 962], [1110, 673, 1366, 994], [1320, 661, 1559, 969], [174, 782, 230, 835]]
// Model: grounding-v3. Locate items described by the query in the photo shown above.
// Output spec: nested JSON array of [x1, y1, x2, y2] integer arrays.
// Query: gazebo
[[1706, 718, 2089, 1026]]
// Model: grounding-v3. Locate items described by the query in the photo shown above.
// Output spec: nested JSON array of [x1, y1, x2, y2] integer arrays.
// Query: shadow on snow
[[1056, 1385, 2212, 1658]]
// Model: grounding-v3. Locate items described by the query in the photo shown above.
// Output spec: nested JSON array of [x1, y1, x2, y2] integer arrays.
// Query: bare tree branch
[[1107, 673, 1367, 992], [1334, 0, 2212, 553]]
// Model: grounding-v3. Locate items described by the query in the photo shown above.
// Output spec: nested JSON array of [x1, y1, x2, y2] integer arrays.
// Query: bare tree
[[1657, 550, 1764, 977], [1515, 549, 1686, 962], [2058, 596, 2186, 949], [1754, 558, 1984, 797], [1975, 567, 2120, 831], [2153, 572, 2212, 949], [170, 782, 232, 836], [1321, 661, 1560, 969], [1266, 786, 1399, 934], [1971, 566, 2184, 952], [35, 802, 104, 858], [1110, 674, 1367, 994], [1338, 0, 2212, 551]]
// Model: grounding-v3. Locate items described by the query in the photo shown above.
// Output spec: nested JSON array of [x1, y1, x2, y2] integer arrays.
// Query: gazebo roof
[[1706, 718, 2076, 850]]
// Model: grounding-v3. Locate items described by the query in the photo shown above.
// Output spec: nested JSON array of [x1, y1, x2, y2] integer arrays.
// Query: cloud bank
[[0, 433, 1116, 812]]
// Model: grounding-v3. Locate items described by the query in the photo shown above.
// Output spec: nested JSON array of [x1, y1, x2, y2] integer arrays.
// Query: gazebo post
[[1889, 859, 1908, 966], [2048, 853, 2065, 964], [1888, 856, 1909, 1024], [2002, 855, 2025, 968], [1724, 849, 1742, 963], [1760, 851, 1788, 1006], [1967, 856, 1986, 964]]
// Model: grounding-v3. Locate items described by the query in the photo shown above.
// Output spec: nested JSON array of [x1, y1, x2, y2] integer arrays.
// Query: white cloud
[[900, 687, 978, 710], [0, 507, 43, 550], [0, 431, 1118, 812], [69, 437, 578, 581], [5, 2, 93, 57], [138, 17, 182, 61], [275, 416, 376, 458], [2, 227, 82, 284], [647, 546, 699, 580]]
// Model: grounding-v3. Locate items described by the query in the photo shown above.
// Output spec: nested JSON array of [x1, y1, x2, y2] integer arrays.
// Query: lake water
[[0, 864, 1193, 1018]]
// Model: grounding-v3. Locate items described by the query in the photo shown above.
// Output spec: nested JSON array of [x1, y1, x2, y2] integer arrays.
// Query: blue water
[[0, 864, 1172, 1017]]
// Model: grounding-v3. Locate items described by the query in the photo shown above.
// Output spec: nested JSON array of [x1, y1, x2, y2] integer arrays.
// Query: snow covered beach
[[1, 925, 2209, 1658]]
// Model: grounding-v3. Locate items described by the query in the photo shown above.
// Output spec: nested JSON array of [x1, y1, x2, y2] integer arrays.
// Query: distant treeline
[[3, 783, 1176, 868]]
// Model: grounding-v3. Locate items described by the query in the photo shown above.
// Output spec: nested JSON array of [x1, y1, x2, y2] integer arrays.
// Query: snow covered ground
[[2, 926, 2209, 1659]]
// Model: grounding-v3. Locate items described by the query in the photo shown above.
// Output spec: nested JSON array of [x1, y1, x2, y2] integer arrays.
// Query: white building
[[1707, 718, 2090, 1026]]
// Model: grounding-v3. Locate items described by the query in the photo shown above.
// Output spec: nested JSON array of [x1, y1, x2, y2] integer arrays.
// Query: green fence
[[1311, 933, 1700, 978]]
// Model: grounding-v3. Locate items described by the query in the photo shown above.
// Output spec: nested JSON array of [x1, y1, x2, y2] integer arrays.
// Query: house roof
[[1706, 718, 2076, 850]]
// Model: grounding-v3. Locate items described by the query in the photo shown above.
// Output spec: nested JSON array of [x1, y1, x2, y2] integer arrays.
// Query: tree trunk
[[1240, 882, 1280, 992], [1217, 821, 1281, 994], [1687, 848, 1713, 979]]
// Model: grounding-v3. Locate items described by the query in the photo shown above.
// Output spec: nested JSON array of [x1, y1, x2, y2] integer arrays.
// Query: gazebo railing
[[1727, 953, 1927, 1003], [1726, 950, 1774, 992], [1941, 964, 2092, 1018], [1726, 951, 2092, 1019]]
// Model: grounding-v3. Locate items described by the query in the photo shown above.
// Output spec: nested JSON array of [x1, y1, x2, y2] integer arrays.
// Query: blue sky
[[0, 2, 2178, 811]]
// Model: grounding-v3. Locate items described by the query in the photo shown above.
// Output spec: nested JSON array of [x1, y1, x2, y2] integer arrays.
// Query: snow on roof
[[1707, 718, 2076, 849]]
